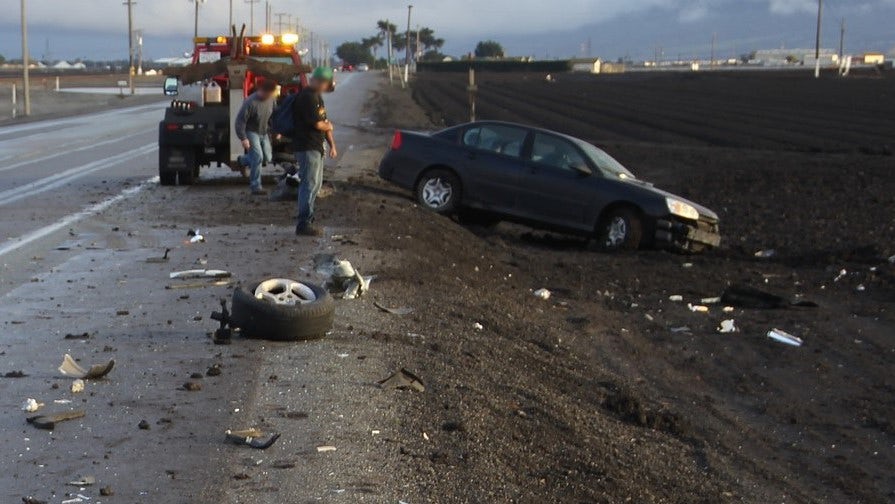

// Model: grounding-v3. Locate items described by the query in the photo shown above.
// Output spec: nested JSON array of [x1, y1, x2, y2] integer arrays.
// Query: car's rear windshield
[[578, 141, 636, 179]]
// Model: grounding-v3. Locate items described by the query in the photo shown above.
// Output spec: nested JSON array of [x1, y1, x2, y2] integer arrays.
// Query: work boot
[[295, 225, 322, 237]]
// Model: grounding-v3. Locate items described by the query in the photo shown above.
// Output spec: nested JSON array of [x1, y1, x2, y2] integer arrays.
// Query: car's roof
[[449, 120, 587, 145]]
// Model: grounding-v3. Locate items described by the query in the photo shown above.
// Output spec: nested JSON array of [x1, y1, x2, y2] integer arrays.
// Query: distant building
[[570, 58, 602, 74], [754, 48, 838, 66]]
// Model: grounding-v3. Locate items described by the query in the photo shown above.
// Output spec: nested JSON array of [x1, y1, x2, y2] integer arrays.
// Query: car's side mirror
[[572, 163, 593, 176], [163, 76, 180, 96]]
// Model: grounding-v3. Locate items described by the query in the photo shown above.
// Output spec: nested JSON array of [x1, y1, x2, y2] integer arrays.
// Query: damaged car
[[378, 121, 720, 252]]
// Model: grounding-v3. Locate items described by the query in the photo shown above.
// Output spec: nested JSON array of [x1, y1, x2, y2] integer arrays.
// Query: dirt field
[[376, 71, 895, 502]]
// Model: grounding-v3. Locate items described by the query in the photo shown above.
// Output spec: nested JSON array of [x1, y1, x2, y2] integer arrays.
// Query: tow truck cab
[[158, 33, 308, 186]]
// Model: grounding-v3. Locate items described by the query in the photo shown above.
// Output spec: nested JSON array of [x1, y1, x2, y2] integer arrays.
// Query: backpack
[[270, 93, 298, 136]]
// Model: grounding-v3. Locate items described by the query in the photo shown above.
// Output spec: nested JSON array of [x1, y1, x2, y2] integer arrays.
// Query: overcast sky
[[0, 0, 893, 61]]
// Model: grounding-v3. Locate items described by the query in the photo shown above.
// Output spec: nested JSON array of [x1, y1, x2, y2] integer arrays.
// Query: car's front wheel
[[596, 207, 643, 251], [415, 169, 461, 215]]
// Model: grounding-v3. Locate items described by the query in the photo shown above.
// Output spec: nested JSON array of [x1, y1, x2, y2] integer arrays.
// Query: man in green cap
[[292, 66, 338, 236]]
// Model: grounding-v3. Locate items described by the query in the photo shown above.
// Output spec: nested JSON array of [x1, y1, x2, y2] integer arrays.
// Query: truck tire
[[158, 147, 177, 186], [230, 281, 334, 341]]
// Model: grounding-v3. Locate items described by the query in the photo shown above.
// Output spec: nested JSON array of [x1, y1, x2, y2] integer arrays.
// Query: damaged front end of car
[[655, 197, 721, 252]]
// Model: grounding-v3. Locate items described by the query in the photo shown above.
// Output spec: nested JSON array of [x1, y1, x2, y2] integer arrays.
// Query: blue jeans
[[295, 150, 324, 229], [238, 131, 271, 191]]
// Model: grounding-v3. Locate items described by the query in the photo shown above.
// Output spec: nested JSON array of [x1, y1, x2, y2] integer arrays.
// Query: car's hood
[[623, 178, 719, 221]]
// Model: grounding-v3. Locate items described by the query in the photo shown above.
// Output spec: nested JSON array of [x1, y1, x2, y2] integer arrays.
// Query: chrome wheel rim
[[254, 279, 317, 306], [605, 216, 628, 247], [421, 178, 453, 209]]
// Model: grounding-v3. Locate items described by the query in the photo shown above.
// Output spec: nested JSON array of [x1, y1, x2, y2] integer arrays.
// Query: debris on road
[[4, 371, 28, 378], [701, 297, 721, 304], [767, 328, 804, 347], [754, 249, 776, 259], [100, 486, 114, 496], [210, 299, 233, 345], [26, 410, 86, 430], [670, 326, 691, 333], [169, 269, 231, 280], [206, 364, 223, 376], [146, 248, 171, 263], [688, 304, 709, 313], [63, 332, 91, 340], [379, 368, 425, 392], [373, 301, 413, 315], [187, 229, 205, 243], [225, 429, 281, 450], [70, 379, 85, 393], [717, 319, 737, 333], [21, 398, 44, 413], [22, 497, 47, 504], [316, 445, 337, 453], [182, 381, 202, 392], [138, 419, 151, 430], [58, 354, 115, 379], [315, 254, 372, 299], [833, 269, 847, 282], [473, 322, 484, 331], [668, 295, 683, 302], [721, 285, 817, 309], [533, 288, 552, 300], [67, 476, 95, 487], [165, 280, 231, 290]]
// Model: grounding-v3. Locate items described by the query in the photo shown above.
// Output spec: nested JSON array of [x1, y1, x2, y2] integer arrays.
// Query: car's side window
[[462, 126, 527, 159], [531, 134, 587, 172]]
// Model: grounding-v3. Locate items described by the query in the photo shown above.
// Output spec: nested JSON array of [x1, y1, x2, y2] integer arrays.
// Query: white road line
[[0, 102, 166, 136], [0, 130, 153, 173], [0, 143, 156, 207], [0, 177, 159, 259]]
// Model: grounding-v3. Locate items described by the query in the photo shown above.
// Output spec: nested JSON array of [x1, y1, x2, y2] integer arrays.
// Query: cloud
[[767, 0, 817, 15]]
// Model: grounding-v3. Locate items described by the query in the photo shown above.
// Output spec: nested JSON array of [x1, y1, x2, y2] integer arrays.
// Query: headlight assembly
[[666, 197, 700, 221]]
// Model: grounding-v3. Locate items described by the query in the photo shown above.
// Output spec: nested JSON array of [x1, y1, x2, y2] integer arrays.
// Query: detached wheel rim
[[421, 178, 453, 209], [606, 216, 628, 247], [254, 279, 317, 306]]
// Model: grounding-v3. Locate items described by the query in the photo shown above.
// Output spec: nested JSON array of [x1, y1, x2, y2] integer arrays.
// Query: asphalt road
[[0, 72, 392, 503]]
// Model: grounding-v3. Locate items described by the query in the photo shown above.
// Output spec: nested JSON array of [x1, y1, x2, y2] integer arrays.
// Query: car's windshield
[[250, 56, 294, 65], [578, 141, 636, 179]]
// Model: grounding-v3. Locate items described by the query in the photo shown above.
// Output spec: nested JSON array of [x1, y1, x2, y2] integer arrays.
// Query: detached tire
[[416, 169, 461, 215], [596, 207, 643, 251], [231, 281, 334, 341]]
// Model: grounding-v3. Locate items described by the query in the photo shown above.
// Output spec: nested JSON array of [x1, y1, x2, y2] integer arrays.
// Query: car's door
[[515, 133, 598, 230], [458, 124, 530, 214]]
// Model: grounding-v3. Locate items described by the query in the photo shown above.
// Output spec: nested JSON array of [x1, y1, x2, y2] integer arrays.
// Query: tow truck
[[158, 27, 310, 185]]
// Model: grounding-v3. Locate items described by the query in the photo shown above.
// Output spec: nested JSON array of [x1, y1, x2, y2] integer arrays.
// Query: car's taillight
[[165, 123, 180, 131], [390, 130, 403, 150]]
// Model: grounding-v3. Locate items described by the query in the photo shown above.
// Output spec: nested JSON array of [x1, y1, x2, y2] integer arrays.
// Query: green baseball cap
[[311, 66, 334, 82]]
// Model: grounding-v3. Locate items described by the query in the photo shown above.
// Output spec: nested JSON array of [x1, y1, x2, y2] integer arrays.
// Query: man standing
[[292, 67, 337, 236], [235, 80, 278, 196]]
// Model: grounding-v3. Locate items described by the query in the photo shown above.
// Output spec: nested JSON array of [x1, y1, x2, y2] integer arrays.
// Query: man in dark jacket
[[235, 80, 277, 195], [292, 67, 337, 236]]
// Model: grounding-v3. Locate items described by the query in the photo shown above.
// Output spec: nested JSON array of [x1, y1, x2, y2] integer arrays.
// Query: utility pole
[[404, 4, 413, 84], [814, 0, 823, 78], [246, 0, 260, 34], [711, 32, 716, 65], [191, 0, 206, 40], [275, 12, 288, 34], [20, 0, 30, 116], [229, 0, 233, 30], [386, 20, 393, 84], [265, 1, 270, 32], [123, 0, 135, 95], [838, 17, 845, 62]]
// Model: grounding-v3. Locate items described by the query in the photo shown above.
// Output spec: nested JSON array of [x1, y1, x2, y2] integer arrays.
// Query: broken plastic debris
[[71, 379, 85, 394], [378, 368, 425, 392], [701, 297, 721, 304], [225, 429, 281, 450], [533, 288, 552, 300], [27, 410, 86, 430], [68, 476, 95, 487], [187, 229, 205, 243], [316, 445, 337, 453], [315, 254, 373, 299], [145, 248, 171, 263], [717, 319, 737, 333], [58, 354, 115, 379], [722, 306, 735, 313], [856, 284, 866, 292], [373, 302, 413, 315], [688, 304, 709, 313], [767, 328, 803, 347], [21, 398, 44, 413], [833, 269, 847, 282], [472, 322, 484, 331], [670, 326, 691, 333], [169, 269, 231, 280], [754, 249, 776, 258], [668, 295, 683, 302]]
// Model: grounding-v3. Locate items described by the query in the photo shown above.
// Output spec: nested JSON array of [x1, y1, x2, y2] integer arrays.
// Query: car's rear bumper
[[655, 217, 721, 251]]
